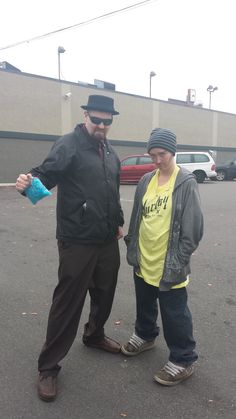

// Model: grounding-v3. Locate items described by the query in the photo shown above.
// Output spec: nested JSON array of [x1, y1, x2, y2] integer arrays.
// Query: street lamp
[[149, 71, 156, 98], [58, 46, 66, 80], [207, 85, 218, 109]]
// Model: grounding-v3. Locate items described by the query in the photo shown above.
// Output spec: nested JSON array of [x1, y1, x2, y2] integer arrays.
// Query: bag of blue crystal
[[25, 177, 52, 205]]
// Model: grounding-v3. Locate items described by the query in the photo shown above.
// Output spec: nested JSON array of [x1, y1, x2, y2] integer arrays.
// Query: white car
[[175, 151, 217, 183]]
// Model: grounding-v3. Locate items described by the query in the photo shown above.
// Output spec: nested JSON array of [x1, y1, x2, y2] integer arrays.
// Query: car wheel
[[193, 171, 206, 183], [216, 170, 227, 181]]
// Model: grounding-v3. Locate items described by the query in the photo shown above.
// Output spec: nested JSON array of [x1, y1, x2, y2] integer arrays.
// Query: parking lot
[[0, 181, 236, 419]]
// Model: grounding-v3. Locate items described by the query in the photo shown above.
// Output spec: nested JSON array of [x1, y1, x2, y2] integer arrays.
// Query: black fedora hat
[[81, 95, 119, 115]]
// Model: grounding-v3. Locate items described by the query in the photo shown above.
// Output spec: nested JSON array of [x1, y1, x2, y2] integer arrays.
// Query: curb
[[0, 183, 15, 187]]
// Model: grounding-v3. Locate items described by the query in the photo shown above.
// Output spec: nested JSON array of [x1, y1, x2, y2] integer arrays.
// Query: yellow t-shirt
[[138, 166, 189, 288]]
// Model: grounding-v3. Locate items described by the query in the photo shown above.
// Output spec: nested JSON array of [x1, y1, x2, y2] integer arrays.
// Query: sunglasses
[[88, 113, 113, 126]]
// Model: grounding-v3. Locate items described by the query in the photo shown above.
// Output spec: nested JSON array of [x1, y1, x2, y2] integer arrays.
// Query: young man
[[16, 95, 124, 401], [121, 128, 203, 386]]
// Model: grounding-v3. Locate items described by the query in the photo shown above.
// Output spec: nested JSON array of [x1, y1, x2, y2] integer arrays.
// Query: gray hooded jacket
[[124, 167, 204, 291]]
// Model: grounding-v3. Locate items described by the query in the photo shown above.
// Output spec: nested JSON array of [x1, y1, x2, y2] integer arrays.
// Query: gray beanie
[[147, 128, 177, 154]]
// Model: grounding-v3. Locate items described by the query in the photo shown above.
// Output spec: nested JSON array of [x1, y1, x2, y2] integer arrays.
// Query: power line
[[0, 0, 157, 51]]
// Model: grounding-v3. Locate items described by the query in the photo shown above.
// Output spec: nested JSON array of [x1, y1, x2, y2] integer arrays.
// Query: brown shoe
[[37, 374, 57, 402], [83, 336, 121, 353]]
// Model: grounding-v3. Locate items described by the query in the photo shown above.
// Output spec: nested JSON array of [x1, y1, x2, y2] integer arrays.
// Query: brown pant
[[38, 240, 120, 375]]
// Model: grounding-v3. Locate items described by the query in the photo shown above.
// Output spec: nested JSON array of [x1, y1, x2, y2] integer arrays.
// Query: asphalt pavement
[[0, 181, 236, 419]]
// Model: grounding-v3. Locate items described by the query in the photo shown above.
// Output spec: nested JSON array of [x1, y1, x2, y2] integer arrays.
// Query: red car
[[120, 154, 155, 184]]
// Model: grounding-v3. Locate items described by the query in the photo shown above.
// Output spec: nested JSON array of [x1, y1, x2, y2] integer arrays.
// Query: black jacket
[[31, 124, 124, 244]]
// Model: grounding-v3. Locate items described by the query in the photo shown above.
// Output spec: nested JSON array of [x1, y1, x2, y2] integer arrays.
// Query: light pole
[[149, 71, 156, 98], [207, 85, 218, 109], [58, 46, 66, 80]]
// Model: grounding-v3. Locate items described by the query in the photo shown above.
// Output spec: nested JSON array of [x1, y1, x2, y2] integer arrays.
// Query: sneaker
[[154, 361, 194, 386], [121, 333, 155, 356]]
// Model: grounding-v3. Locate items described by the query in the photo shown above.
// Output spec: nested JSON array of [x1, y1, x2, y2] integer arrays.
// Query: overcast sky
[[1, 0, 236, 114]]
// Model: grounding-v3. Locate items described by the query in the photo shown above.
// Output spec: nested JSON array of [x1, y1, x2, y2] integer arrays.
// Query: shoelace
[[128, 333, 146, 349], [163, 361, 185, 377]]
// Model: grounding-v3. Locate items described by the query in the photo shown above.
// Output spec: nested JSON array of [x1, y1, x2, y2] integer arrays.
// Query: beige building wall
[[1, 69, 236, 180], [1, 69, 236, 148], [158, 102, 213, 146], [1, 71, 61, 134], [2, 69, 236, 149], [217, 113, 236, 148]]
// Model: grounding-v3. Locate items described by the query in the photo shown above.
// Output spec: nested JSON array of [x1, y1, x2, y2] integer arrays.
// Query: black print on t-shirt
[[142, 195, 169, 217]]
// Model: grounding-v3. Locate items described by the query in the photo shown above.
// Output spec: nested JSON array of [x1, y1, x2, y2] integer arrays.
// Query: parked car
[[120, 154, 155, 184], [120, 151, 217, 184], [215, 158, 236, 181], [175, 151, 217, 183]]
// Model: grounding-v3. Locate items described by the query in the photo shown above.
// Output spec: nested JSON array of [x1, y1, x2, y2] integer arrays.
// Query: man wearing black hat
[[121, 128, 203, 386], [16, 95, 124, 401]]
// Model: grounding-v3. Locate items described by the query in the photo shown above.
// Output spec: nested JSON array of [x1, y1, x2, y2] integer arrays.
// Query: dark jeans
[[38, 240, 120, 375], [134, 273, 198, 366]]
